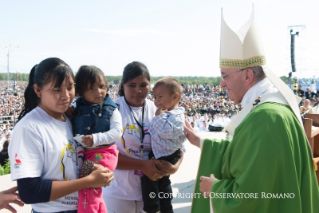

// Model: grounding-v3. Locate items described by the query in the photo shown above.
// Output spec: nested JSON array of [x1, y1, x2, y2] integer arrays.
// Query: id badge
[[134, 170, 144, 176]]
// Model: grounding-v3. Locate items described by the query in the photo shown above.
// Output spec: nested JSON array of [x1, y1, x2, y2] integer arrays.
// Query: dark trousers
[[141, 149, 182, 213]]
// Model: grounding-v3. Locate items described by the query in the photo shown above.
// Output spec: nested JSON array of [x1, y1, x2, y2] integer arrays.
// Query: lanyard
[[124, 97, 145, 158]]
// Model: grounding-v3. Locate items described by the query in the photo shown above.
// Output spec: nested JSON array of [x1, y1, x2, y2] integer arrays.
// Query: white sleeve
[[199, 137, 205, 149], [92, 108, 122, 147], [9, 125, 44, 180]]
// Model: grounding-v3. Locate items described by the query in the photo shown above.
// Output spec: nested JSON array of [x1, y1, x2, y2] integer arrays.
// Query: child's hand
[[156, 108, 167, 116], [65, 106, 74, 117], [82, 135, 93, 147]]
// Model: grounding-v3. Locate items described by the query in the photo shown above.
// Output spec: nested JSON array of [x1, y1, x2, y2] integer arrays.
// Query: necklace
[[124, 97, 145, 159]]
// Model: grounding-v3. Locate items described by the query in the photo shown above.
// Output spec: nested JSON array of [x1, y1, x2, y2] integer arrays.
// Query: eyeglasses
[[221, 69, 244, 82]]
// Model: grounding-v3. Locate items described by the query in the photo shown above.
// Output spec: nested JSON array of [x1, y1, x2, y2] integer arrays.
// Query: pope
[[185, 5, 319, 213]]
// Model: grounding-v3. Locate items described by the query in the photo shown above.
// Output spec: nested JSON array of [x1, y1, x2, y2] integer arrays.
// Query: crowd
[[0, 80, 240, 137], [8, 78, 319, 164], [297, 84, 319, 114], [0, 81, 25, 129], [2, 80, 319, 166], [8, 80, 319, 126]]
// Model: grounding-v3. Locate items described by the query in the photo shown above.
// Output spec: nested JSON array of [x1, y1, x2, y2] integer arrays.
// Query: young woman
[[103, 61, 184, 213], [9, 58, 113, 213]]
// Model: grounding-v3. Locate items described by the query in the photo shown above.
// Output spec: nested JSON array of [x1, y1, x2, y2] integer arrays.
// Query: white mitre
[[219, 5, 302, 125]]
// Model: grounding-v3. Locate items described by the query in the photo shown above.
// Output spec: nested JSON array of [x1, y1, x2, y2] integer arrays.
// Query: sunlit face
[[153, 85, 178, 111], [34, 76, 75, 120], [304, 100, 310, 108], [83, 76, 107, 104], [220, 68, 246, 104], [123, 75, 150, 107]]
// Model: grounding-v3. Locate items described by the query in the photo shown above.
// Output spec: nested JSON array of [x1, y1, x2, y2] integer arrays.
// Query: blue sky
[[1, 0, 319, 78]]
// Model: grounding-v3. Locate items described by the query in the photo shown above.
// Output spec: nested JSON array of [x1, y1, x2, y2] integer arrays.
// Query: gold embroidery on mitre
[[220, 55, 266, 69]]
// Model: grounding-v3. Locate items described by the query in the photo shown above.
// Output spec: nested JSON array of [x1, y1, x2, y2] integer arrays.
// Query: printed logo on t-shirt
[[77, 150, 84, 177], [144, 129, 150, 137], [15, 153, 22, 164], [78, 150, 84, 162], [61, 139, 83, 181], [14, 153, 22, 169], [121, 123, 151, 159]]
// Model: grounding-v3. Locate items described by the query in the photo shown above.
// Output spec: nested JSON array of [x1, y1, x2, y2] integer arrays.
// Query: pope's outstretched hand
[[184, 120, 201, 148]]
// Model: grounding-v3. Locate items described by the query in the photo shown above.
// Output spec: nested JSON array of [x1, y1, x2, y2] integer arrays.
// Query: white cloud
[[83, 28, 177, 37]]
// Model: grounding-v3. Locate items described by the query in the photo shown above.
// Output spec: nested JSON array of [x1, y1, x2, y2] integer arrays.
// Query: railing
[[0, 116, 18, 128]]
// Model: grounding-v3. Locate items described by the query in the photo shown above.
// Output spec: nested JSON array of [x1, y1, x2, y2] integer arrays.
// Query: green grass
[[0, 159, 10, 176]]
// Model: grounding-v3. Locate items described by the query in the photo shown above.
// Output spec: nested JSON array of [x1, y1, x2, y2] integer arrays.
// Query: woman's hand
[[156, 151, 184, 175], [141, 159, 166, 181], [184, 120, 201, 148], [156, 160, 175, 175], [87, 164, 114, 188]]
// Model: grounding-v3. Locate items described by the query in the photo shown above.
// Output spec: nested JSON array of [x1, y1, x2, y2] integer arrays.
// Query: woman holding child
[[103, 61, 184, 213], [9, 58, 114, 213]]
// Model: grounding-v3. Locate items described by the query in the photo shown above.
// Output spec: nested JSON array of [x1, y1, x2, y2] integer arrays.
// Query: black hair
[[75, 65, 108, 97], [2, 140, 9, 151], [118, 61, 150, 96], [17, 57, 73, 122]]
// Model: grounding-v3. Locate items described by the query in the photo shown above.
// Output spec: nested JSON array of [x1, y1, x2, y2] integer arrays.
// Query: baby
[[141, 77, 186, 213]]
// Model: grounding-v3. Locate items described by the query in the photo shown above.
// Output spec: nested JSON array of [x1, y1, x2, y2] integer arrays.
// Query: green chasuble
[[191, 102, 319, 213]]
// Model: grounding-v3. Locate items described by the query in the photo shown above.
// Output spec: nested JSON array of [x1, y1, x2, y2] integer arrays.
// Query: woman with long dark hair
[[9, 58, 113, 213]]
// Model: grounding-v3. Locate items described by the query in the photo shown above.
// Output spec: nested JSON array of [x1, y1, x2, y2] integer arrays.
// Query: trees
[[0, 73, 287, 86], [0, 73, 29, 82]]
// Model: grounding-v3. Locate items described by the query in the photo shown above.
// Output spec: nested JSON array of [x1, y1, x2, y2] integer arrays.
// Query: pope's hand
[[200, 174, 218, 197], [184, 120, 201, 148]]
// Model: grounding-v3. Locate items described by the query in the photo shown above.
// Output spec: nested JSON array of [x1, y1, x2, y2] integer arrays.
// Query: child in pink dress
[[69, 65, 122, 213]]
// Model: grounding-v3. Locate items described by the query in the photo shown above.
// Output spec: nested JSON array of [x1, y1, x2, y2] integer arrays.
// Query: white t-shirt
[[9, 107, 84, 212], [0, 135, 6, 152], [313, 105, 319, 114], [195, 118, 203, 128], [103, 97, 156, 201]]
